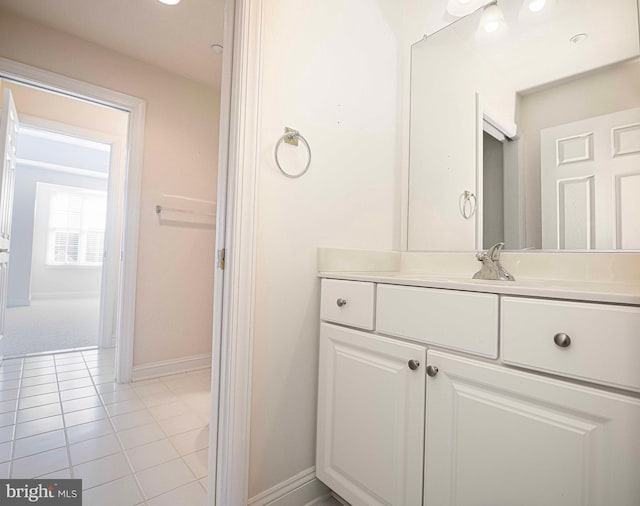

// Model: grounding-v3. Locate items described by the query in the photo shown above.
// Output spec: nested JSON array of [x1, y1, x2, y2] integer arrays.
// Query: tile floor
[[0, 348, 211, 505]]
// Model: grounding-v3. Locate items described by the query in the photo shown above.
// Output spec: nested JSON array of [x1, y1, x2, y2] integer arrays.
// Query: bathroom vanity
[[315, 266, 640, 506], [314, 0, 640, 504]]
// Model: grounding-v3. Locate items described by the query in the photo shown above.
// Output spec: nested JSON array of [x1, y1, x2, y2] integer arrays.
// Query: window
[[46, 188, 107, 266]]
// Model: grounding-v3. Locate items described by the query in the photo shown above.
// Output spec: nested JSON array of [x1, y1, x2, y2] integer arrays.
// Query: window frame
[[45, 186, 108, 268]]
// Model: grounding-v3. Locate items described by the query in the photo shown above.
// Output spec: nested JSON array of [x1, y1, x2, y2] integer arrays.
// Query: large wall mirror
[[408, 0, 640, 251]]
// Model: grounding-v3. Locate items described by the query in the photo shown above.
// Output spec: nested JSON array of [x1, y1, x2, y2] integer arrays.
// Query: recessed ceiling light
[[158, 0, 180, 5], [211, 44, 223, 54], [570, 33, 588, 45], [527, 0, 546, 12]]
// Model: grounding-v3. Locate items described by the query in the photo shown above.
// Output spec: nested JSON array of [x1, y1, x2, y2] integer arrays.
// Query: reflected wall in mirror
[[408, 0, 640, 251]]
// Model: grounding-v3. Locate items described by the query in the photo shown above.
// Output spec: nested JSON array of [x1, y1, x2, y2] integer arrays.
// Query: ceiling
[[0, 0, 225, 89]]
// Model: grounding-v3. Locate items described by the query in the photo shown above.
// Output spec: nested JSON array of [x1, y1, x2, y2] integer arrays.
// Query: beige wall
[[519, 59, 640, 248], [0, 10, 221, 367], [1, 80, 129, 137]]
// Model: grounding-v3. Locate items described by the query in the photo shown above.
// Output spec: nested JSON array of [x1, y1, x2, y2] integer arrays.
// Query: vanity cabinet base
[[316, 323, 426, 506], [425, 350, 640, 506]]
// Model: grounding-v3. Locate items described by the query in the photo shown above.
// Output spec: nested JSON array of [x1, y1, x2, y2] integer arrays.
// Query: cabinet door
[[317, 323, 426, 506], [425, 350, 640, 506]]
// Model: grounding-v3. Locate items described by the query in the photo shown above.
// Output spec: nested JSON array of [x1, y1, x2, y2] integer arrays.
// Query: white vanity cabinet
[[316, 323, 427, 506], [424, 350, 640, 506], [501, 296, 640, 392], [316, 277, 640, 506]]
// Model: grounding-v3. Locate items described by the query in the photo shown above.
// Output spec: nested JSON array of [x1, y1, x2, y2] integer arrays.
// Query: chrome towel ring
[[274, 127, 312, 178], [459, 190, 477, 219]]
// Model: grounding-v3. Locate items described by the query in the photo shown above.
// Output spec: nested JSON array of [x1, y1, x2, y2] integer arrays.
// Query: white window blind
[[47, 188, 107, 266]]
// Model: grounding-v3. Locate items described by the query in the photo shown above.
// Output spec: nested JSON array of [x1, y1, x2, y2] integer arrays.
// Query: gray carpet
[[3, 298, 99, 357]]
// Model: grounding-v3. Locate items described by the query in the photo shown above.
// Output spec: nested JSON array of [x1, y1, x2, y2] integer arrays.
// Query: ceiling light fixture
[[158, 0, 180, 5], [211, 44, 224, 54], [479, 1, 505, 33], [527, 0, 546, 12], [519, 0, 557, 19]]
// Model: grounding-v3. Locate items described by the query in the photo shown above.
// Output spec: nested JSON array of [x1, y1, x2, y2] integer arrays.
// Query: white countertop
[[318, 271, 640, 305]]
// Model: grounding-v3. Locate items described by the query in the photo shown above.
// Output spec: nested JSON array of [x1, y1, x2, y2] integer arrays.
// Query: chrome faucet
[[473, 242, 515, 281]]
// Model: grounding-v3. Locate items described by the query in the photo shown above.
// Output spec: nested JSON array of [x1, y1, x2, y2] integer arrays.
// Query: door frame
[[208, 0, 263, 503], [475, 93, 521, 250], [0, 57, 145, 383], [14, 114, 125, 349]]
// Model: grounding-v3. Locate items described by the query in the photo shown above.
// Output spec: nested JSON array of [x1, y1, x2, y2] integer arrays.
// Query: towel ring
[[274, 127, 312, 178], [459, 190, 477, 219]]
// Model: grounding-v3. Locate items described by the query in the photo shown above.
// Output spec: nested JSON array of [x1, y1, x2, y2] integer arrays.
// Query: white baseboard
[[131, 353, 212, 381], [248, 467, 329, 506]]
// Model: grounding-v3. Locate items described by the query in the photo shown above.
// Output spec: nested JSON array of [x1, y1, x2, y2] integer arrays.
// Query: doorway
[[0, 80, 128, 358], [0, 59, 145, 384]]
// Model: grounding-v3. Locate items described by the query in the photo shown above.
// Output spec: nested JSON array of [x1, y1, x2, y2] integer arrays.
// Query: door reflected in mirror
[[408, 0, 640, 251]]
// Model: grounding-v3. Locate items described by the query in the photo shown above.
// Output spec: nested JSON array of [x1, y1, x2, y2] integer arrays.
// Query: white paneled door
[[424, 350, 640, 506], [541, 107, 640, 249], [0, 87, 18, 359], [316, 323, 426, 506]]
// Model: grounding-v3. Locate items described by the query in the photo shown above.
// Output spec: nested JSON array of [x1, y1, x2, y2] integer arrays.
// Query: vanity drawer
[[376, 284, 499, 358], [320, 279, 375, 330], [501, 297, 640, 392]]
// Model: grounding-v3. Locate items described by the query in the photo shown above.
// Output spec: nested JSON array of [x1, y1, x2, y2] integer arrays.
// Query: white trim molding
[[248, 467, 329, 506], [211, 0, 263, 504], [30, 292, 100, 300], [207, 0, 235, 500], [131, 353, 213, 382], [0, 57, 146, 384], [16, 158, 108, 179]]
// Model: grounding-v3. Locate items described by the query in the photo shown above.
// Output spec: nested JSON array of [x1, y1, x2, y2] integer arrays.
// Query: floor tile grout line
[[82, 349, 149, 503], [140, 475, 202, 503], [10, 437, 67, 462], [4, 346, 98, 363], [113, 367, 207, 502], [7, 357, 24, 478], [80, 454, 202, 501], [56, 351, 76, 480], [152, 375, 209, 496]]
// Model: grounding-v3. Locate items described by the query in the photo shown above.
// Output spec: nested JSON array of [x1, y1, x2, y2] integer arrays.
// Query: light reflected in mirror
[[408, 0, 640, 251]]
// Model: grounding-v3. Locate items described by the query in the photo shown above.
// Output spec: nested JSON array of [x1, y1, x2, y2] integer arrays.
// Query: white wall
[[519, 59, 640, 248], [0, 11, 220, 366], [248, 0, 404, 498], [246, 0, 481, 497]]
